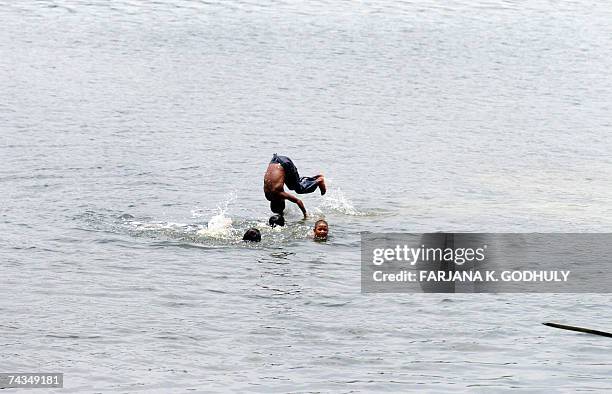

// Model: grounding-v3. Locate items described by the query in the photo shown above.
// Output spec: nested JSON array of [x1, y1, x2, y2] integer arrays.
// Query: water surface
[[2, 0, 612, 391]]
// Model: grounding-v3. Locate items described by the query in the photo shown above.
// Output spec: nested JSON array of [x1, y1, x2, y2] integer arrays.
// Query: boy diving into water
[[264, 154, 326, 219]]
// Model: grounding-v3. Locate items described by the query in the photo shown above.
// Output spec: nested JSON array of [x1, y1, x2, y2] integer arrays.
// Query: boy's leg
[[273, 154, 326, 195], [294, 176, 321, 194]]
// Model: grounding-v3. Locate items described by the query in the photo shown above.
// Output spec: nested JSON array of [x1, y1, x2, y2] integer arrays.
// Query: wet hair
[[314, 219, 328, 228], [313, 219, 328, 241], [242, 228, 261, 242], [268, 214, 285, 228], [270, 200, 285, 215]]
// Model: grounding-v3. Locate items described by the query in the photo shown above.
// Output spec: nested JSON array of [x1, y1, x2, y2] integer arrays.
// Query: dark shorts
[[270, 154, 320, 194]]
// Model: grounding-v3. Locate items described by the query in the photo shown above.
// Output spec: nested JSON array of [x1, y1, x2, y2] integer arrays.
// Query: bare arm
[[280, 191, 307, 218]]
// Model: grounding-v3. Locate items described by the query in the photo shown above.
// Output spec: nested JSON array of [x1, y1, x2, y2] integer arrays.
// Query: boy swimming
[[264, 154, 326, 219], [313, 219, 329, 241], [242, 228, 261, 242]]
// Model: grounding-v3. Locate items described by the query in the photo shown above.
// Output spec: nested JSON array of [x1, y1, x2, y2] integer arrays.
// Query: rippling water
[[2, 0, 612, 392]]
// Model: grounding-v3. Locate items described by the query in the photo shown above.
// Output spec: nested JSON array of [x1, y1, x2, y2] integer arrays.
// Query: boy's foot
[[319, 176, 327, 195]]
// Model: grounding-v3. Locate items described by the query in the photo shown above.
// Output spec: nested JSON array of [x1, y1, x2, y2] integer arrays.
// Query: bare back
[[264, 163, 285, 201]]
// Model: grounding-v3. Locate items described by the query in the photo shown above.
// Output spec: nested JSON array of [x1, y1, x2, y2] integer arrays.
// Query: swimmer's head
[[270, 200, 285, 215], [268, 214, 285, 228], [242, 228, 261, 242], [313, 219, 329, 241]]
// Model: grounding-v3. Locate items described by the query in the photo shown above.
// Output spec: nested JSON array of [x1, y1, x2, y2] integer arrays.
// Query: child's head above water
[[313, 219, 329, 241], [242, 228, 261, 242]]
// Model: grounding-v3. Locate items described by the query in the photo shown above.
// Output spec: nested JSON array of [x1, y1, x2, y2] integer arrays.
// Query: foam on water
[[314, 187, 364, 216], [195, 192, 238, 238], [191, 191, 237, 219], [79, 186, 365, 247], [197, 212, 234, 238]]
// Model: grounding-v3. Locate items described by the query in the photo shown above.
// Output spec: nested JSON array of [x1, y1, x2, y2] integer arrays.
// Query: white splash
[[315, 187, 363, 216], [196, 192, 237, 238], [191, 191, 237, 219], [197, 212, 233, 238]]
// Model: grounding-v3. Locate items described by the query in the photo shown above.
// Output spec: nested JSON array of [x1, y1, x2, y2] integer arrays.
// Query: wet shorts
[[270, 154, 320, 194]]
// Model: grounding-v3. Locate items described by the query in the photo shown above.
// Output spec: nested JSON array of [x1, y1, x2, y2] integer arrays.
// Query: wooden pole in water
[[543, 322, 612, 338]]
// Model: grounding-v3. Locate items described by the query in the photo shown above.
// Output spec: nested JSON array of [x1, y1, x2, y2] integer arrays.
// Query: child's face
[[314, 223, 329, 240]]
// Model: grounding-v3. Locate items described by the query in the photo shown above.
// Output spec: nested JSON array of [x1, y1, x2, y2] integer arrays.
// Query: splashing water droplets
[[196, 192, 238, 238], [315, 188, 364, 216]]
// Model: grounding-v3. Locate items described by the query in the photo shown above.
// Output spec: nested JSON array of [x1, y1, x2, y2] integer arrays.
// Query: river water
[[2, 0, 612, 392]]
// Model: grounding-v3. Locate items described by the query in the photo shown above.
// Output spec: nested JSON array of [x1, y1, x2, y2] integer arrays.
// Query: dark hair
[[242, 228, 261, 242], [314, 219, 328, 228], [268, 214, 285, 228], [313, 219, 328, 241], [270, 200, 285, 215]]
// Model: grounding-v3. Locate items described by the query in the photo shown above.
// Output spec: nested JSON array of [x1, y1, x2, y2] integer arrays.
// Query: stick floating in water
[[543, 322, 612, 338]]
